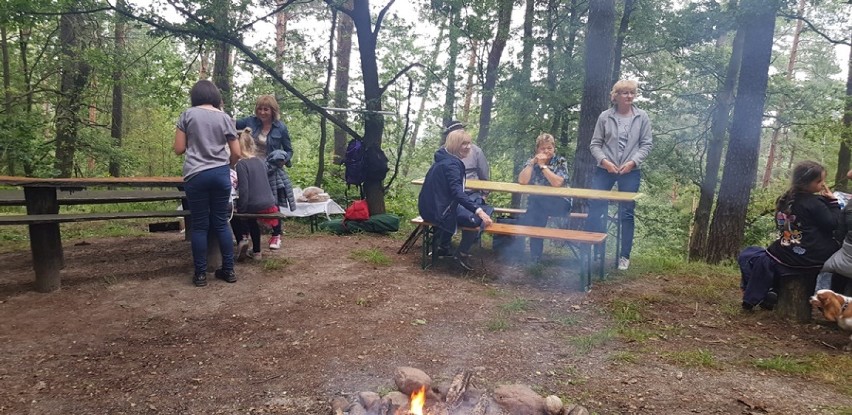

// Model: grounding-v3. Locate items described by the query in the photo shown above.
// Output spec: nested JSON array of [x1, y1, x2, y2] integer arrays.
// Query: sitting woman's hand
[[478, 210, 493, 227]]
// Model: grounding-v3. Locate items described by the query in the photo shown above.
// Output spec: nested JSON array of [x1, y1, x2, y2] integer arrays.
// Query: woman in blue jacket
[[236, 95, 292, 250], [418, 129, 493, 271]]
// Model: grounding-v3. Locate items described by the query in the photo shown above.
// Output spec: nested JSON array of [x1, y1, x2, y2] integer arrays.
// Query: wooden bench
[[0, 210, 190, 225], [407, 216, 606, 291], [491, 207, 589, 222], [0, 189, 186, 206]]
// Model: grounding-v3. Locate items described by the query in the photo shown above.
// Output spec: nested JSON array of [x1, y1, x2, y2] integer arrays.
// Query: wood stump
[[775, 273, 817, 323]]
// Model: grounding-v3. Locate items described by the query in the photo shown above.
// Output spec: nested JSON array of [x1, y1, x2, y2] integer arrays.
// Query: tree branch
[[379, 62, 423, 95], [778, 13, 851, 46], [374, 0, 396, 36], [323, 0, 355, 19], [111, 2, 363, 141], [236, 0, 307, 33]]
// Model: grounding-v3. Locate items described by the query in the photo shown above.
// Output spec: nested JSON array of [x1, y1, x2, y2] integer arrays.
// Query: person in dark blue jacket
[[418, 129, 493, 271], [236, 95, 292, 249]]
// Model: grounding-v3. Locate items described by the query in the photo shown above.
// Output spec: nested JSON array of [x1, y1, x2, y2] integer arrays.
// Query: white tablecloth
[[279, 188, 345, 220]]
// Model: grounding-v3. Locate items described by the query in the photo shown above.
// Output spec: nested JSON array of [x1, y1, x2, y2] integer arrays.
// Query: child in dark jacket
[[738, 160, 841, 310], [232, 128, 278, 261], [265, 149, 296, 250]]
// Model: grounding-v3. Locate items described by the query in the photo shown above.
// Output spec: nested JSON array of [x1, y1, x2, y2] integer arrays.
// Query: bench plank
[[485, 223, 606, 244], [0, 189, 185, 206], [0, 210, 191, 225]]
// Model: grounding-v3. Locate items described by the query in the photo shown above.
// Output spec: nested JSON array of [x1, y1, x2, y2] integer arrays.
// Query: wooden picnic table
[[411, 178, 643, 265], [410, 178, 642, 201], [0, 176, 186, 292]]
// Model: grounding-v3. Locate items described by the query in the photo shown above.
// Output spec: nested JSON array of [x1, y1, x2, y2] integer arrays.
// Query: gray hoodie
[[589, 106, 653, 168]]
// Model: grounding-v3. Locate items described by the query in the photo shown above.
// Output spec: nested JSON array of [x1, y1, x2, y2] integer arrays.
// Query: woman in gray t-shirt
[[174, 80, 240, 287]]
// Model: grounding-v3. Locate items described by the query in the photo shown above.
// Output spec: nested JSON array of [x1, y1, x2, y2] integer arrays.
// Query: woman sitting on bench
[[738, 160, 841, 310], [516, 133, 572, 262], [418, 129, 493, 271]]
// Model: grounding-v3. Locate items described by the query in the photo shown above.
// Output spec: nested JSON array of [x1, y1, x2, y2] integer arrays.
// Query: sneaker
[[618, 257, 630, 270], [214, 268, 237, 283], [454, 253, 475, 271], [193, 272, 207, 287], [758, 291, 778, 310], [430, 246, 452, 258], [269, 235, 281, 250], [236, 239, 250, 262], [249, 251, 262, 261]]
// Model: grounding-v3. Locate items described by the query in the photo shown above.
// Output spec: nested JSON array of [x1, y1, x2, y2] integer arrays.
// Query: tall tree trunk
[[332, 0, 354, 164], [511, 0, 536, 208], [350, 0, 386, 214], [199, 46, 209, 79], [213, 42, 231, 110], [611, 0, 636, 85], [836, 46, 852, 191], [212, 0, 232, 110], [572, 0, 615, 191], [17, 27, 33, 175], [476, 0, 513, 150], [442, 6, 461, 128], [761, 0, 805, 187], [462, 39, 478, 123], [1, 25, 14, 175], [275, 0, 289, 74], [316, 10, 337, 186], [54, 12, 92, 178], [689, 30, 744, 261], [405, 21, 445, 176], [706, 0, 779, 264], [110, 0, 127, 177]]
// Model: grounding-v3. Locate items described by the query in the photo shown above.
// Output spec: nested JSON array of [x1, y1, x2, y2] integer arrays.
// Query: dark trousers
[[184, 165, 234, 275], [738, 246, 819, 305], [231, 217, 261, 253], [587, 167, 641, 258], [519, 196, 572, 259], [435, 228, 478, 255]]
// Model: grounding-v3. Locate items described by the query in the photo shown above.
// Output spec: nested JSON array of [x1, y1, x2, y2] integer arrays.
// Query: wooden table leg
[[25, 187, 62, 292]]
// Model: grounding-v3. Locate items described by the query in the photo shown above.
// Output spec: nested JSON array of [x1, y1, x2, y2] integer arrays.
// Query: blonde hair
[[444, 129, 471, 157], [535, 133, 556, 152], [255, 95, 280, 120], [238, 128, 256, 159], [610, 79, 639, 102]]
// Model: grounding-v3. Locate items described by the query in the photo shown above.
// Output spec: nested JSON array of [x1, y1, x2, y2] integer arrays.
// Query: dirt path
[[1, 231, 850, 414]]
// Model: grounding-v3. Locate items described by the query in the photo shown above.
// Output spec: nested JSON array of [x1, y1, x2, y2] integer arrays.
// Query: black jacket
[[767, 192, 841, 268], [418, 148, 480, 234]]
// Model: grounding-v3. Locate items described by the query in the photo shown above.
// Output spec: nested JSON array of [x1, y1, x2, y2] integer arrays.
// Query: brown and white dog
[[810, 289, 852, 350]]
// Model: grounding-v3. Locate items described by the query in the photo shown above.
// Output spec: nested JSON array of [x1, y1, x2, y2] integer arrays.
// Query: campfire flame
[[409, 386, 426, 415]]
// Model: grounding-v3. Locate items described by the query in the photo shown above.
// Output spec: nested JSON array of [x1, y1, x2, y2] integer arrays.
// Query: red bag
[[344, 199, 370, 221]]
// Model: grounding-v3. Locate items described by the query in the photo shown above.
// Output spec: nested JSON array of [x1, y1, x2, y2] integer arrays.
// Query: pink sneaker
[[269, 235, 281, 250]]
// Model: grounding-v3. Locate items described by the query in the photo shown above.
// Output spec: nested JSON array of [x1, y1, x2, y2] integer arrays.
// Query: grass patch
[[550, 313, 579, 326], [610, 351, 638, 364], [663, 349, 716, 368], [350, 248, 392, 266], [483, 287, 502, 297], [486, 318, 509, 332], [500, 297, 531, 313], [570, 328, 616, 354], [753, 355, 814, 375], [263, 257, 292, 271], [525, 262, 546, 278]]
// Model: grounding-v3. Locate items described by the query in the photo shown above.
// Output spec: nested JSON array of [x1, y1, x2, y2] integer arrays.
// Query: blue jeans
[[586, 167, 641, 258], [185, 165, 234, 275]]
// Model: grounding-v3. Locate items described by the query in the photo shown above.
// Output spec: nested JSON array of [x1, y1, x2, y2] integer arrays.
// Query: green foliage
[[350, 248, 392, 266]]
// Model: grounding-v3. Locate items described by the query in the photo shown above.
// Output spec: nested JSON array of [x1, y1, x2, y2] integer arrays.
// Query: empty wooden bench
[[407, 216, 606, 291]]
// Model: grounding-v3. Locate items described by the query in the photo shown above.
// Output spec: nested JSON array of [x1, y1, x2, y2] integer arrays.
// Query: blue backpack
[[344, 139, 365, 187]]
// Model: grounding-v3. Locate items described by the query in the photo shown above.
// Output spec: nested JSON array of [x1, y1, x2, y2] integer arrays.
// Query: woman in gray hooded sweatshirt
[[587, 79, 653, 271]]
